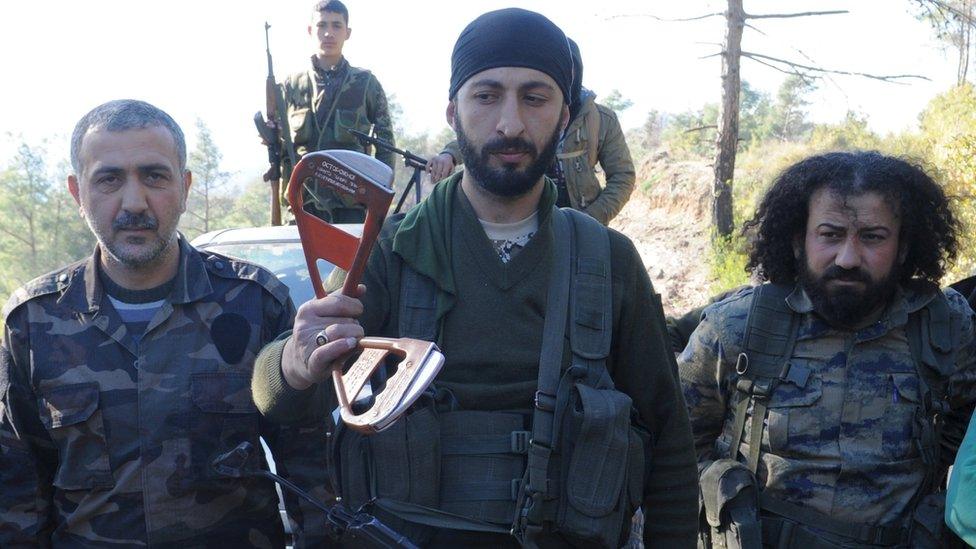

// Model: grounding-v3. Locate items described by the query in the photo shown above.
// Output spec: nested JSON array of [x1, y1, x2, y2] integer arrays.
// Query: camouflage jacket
[[439, 91, 636, 225], [283, 57, 394, 167], [679, 284, 976, 529], [0, 238, 329, 548], [283, 57, 394, 219]]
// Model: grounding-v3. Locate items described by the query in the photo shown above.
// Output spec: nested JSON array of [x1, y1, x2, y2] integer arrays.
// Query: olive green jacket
[[283, 59, 395, 168], [558, 92, 636, 225]]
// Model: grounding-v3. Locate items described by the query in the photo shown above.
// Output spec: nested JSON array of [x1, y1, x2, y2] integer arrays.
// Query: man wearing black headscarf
[[252, 8, 697, 547], [431, 38, 636, 226]]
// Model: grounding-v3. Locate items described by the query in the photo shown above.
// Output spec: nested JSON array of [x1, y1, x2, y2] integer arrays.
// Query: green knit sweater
[[252, 175, 699, 546]]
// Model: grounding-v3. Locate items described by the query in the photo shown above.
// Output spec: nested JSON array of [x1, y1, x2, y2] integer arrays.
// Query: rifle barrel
[[348, 129, 429, 166]]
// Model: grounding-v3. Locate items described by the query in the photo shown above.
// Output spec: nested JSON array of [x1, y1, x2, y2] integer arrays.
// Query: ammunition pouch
[[536, 374, 646, 548], [698, 459, 761, 549], [332, 399, 442, 545]]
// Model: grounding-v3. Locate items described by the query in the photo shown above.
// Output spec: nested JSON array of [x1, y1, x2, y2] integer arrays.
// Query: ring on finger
[[315, 329, 330, 347]]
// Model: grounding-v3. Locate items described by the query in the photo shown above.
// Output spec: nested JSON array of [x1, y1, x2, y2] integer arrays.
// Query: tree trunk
[[959, 0, 972, 85], [713, 0, 745, 237]]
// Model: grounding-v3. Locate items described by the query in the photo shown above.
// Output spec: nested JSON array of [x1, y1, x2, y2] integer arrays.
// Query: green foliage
[[220, 177, 276, 228], [807, 111, 883, 152], [708, 233, 750, 295], [657, 80, 782, 159], [767, 76, 816, 142], [0, 139, 95, 298], [660, 103, 719, 159], [738, 81, 774, 146], [639, 171, 662, 194], [917, 83, 976, 279], [602, 89, 633, 113], [183, 119, 233, 239]]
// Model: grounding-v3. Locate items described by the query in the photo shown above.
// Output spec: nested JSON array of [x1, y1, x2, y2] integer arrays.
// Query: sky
[[0, 1, 958, 187]]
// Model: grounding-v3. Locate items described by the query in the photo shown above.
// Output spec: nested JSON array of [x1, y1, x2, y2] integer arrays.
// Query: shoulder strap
[[565, 208, 613, 360], [740, 283, 798, 378], [728, 283, 802, 473], [521, 208, 612, 534], [524, 208, 574, 502]]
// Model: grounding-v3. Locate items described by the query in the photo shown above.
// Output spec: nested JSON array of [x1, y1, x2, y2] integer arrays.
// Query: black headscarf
[[449, 8, 573, 104]]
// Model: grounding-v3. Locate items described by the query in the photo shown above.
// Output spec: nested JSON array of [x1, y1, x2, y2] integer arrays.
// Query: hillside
[[609, 152, 714, 316]]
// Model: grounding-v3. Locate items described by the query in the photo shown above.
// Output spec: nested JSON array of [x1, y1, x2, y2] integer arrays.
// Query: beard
[[798, 249, 900, 328], [95, 210, 174, 269], [454, 114, 562, 198]]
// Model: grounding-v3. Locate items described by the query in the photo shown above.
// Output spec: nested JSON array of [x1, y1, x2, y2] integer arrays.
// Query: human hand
[[426, 152, 456, 182], [281, 285, 366, 390]]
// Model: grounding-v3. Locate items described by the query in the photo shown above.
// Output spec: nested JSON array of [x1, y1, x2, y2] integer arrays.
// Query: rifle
[[213, 441, 418, 548], [254, 22, 298, 226], [347, 129, 428, 214]]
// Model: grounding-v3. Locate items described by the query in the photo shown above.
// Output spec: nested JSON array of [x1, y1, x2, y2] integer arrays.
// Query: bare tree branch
[[0, 223, 34, 247], [921, 0, 976, 25], [684, 125, 718, 133], [746, 10, 848, 20], [741, 51, 930, 82], [605, 12, 724, 22], [744, 54, 810, 79], [699, 52, 723, 60]]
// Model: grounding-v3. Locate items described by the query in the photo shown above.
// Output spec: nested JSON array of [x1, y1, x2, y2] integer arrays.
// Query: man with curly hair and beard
[[679, 151, 976, 549]]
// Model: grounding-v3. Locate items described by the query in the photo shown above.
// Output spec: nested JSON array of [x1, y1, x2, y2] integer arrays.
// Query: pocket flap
[[767, 374, 822, 408], [890, 373, 921, 403], [700, 458, 759, 528], [39, 383, 99, 429], [566, 384, 632, 517], [335, 109, 360, 128], [191, 373, 257, 414]]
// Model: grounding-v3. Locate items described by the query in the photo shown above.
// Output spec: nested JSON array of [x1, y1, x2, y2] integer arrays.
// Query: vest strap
[[761, 493, 908, 547]]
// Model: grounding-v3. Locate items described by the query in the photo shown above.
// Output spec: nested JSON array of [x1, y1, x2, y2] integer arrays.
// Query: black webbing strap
[[517, 208, 612, 544], [374, 497, 510, 534], [760, 493, 908, 546], [440, 480, 520, 502], [524, 208, 573, 502], [440, 432, 530, 456], [727, 284, 799, 474]]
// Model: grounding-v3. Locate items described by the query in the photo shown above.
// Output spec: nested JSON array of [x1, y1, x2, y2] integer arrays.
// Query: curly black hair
[[744, 151, 959, 286]]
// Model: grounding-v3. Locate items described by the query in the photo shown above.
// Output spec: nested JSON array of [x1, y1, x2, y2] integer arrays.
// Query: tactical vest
[[328, 208, 646, 547], [700, 283, 958, 549], [285, 67, 377, 221]]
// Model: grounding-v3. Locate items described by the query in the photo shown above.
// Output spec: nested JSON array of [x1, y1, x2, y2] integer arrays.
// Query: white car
[[191, 224, 364, 306]]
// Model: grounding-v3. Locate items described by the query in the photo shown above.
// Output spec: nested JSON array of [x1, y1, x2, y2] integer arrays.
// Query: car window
[[199, 242, 334, 306]]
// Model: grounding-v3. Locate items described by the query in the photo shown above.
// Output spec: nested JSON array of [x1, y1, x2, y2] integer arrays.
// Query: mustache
[[482, 137, 537, 157], [112, 211, 158, 231], [822, 265, 871, 283]]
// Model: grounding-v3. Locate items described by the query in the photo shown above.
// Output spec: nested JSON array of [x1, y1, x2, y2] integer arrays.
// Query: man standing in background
[[283, 0, 395, 222]]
